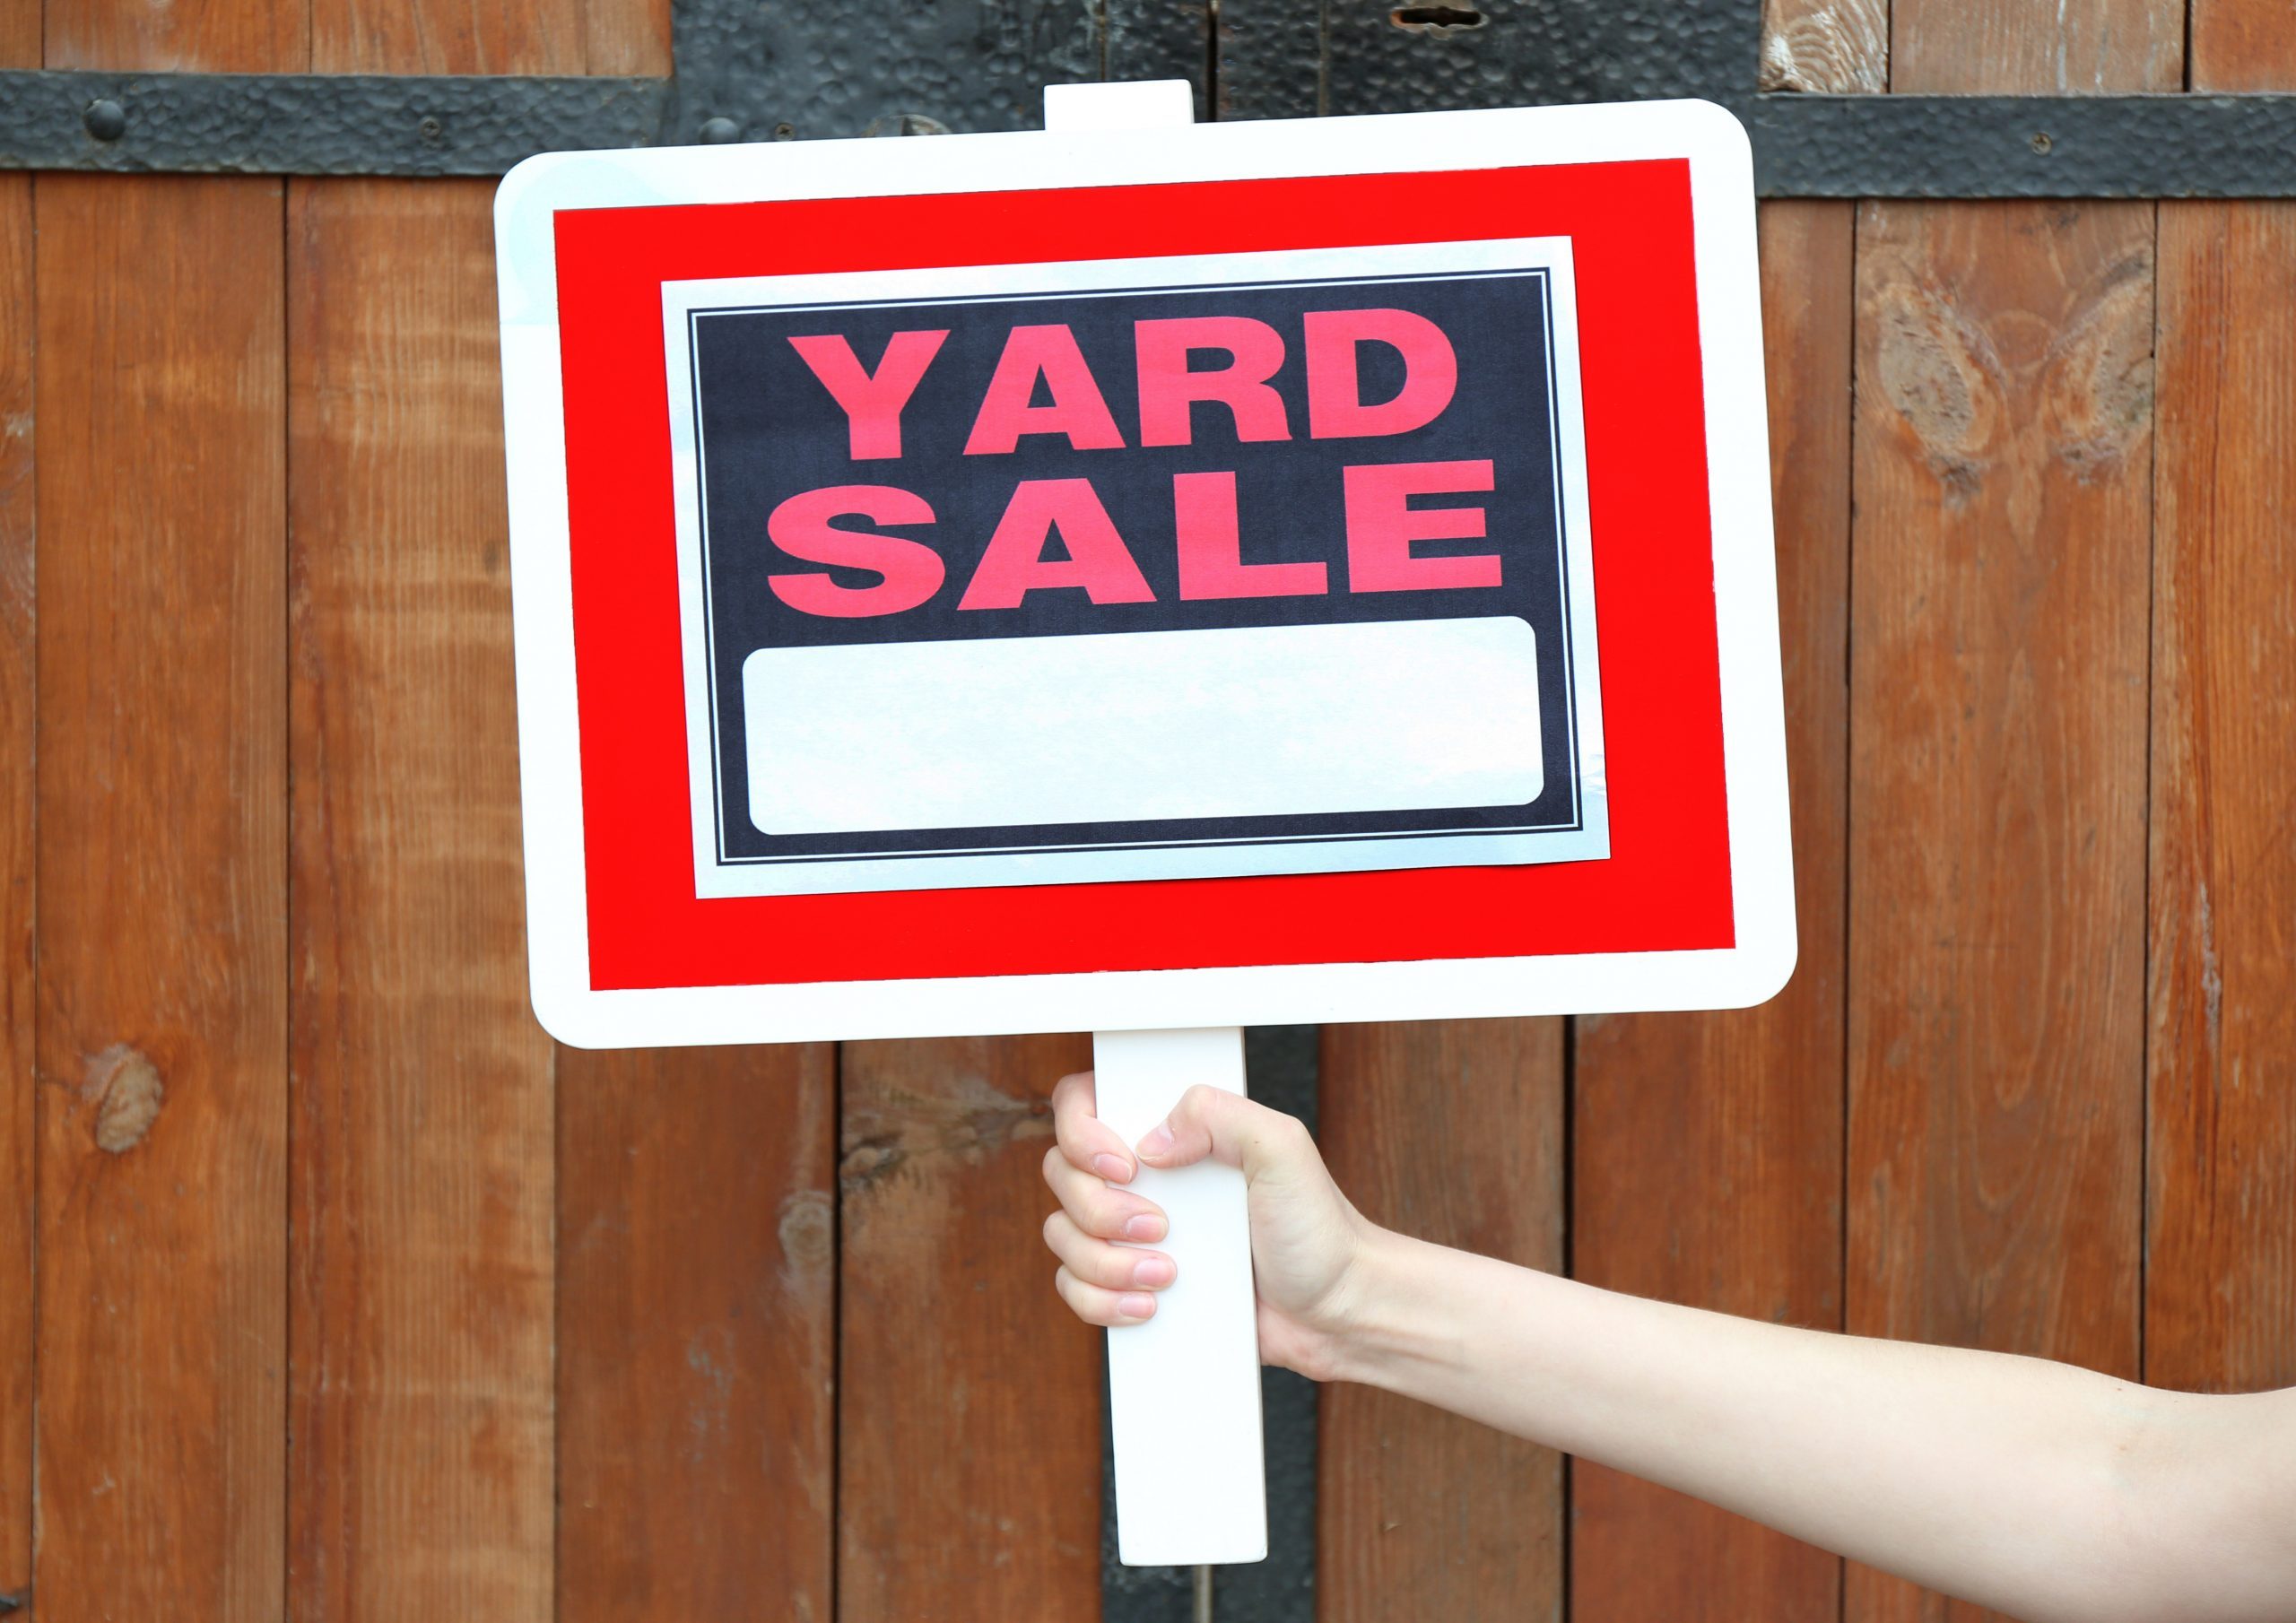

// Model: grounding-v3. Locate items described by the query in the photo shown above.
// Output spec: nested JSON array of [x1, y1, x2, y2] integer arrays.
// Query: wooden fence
[[1, 1, 2291, 1619]]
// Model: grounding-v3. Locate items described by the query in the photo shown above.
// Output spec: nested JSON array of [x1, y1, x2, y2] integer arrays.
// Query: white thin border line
[[696, 273, 1582, 864], [687, 263, 1593, 841], [684, 264, 1552, 318], [714, 818, 1590, 866], [665, 256, 1601, 879]]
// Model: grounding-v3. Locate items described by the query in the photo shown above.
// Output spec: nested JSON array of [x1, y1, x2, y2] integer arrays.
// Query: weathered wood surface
[[837, 1034, 1104, 1620], [309, 0, 669, 74], [558, 1042, 837, 1622], [1761, 0, 1889, 91], [1847, 198, 2153, 1622], [7, 4, 2296, 1619], [1891, 0, 2182, 91], [2191, 0, 2296, 89], [285, 177, 557, 1623], [2146, 199, 2296, 1396], [1570, 196, 1854, 1623], [34, 171, 291, 1623], [0, 169, 32, 1621], [44, 0, 311, 70], [1318, 1020, 1565, 1623]]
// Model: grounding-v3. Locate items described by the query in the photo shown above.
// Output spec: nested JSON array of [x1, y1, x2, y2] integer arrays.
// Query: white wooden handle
[[1093, 1027, 1267, 1566], [1044, 75, 1264, 1569]]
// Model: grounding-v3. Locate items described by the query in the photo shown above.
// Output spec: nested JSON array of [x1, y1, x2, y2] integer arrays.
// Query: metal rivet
[[2030, 131, 2054, 154], [699, 116, 742, 144], [418, 116, 444, 143], [83, 99, 126, 142]]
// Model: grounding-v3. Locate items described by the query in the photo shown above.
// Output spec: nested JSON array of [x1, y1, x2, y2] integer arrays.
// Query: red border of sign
[[552, 159, 1729, 991]]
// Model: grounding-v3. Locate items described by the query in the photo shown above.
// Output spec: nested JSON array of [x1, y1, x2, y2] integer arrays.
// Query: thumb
[[1135, 1085, 1307, 1179]]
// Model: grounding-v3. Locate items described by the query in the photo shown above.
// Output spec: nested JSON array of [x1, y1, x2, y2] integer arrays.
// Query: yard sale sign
[[494, 96, 1795, 1047]]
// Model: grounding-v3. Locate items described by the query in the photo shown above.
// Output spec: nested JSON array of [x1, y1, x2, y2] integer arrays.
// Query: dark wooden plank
[[45, 0, 309, 71], [309, 0, 667, 74], [2191, 0, 2296, 90], [1846, 198, 2152, 1623], [1890, 0, 2181, 90], [0, 171, 31, 1621], [1318, 1020, 1564, 1623], [558, 1042, 837, 1621], [838, 1034, 1102, 1620], [1569, 196, 1853, 1623], [32, 170, 289, 1623], [283, 177, 556, 1623], [2146, 200, 2296, 1397]]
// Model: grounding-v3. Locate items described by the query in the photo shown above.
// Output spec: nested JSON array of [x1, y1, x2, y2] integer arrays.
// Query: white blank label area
[[742, 616, 1543, 838]]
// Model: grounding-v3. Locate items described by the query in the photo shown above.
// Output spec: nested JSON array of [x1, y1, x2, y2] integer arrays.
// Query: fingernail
[[1137, 1122, 1174, 1159], [1118, 1293, 1156, 1320], [1123, 1213, 1166, 1242], [1092, 1152, 1133, 1184], [1132, 1255, 1175, 1288]]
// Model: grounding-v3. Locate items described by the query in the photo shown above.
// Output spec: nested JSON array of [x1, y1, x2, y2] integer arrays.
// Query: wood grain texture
[[310, 0, 670, 74], [558, 1043, 837, 1623], [286, 178, 554, 1623], [2191, 0, 2296, 90], [33, 171, 289, 1623], [2146, 201, 2296, 1396], [1569, 198, 1853, 1623], [45, 0, 308, 71], [1318, 1020, 1564, 1623], [1761, 0, 1888, 91], [0, 173, 30, 1620], [1889, 0, 2181, 90], [837, 1034, 1101, 1621], [1847, 200, 2152, 1623], [0, 0, 34, 68]]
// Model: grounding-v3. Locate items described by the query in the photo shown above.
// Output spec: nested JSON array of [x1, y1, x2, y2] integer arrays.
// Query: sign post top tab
[[495, 95, 1792, 1049]]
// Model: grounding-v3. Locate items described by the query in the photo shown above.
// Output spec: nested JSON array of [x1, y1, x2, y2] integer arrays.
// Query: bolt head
[[698, 116, 742, 144], [83, 99, 126, 143]]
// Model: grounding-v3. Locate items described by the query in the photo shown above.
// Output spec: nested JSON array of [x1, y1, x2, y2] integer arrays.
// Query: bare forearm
[[1330, 1231, 2296, 1623]]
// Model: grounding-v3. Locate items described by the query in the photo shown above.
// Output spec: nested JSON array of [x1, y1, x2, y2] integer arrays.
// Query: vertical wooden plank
[[582, 0, 673, 78], [0, 4, 34, 66], [0, 171, 32, 1621], [2191, 0, 2296, 89], [285, 178, 555, 1623], [838, 1034, 1102, 1620], [2146, 201, 2296, 1396], [1761, 0, 1888, 91], [33, 171, 289, 1623], [1847, 199, 2152, 1623], [1317, 1020, 1564, 1623], [309, 0, 665, 74], [1890, 0, 2181, 91], [1570, 197, 1854, 1623], [45, 0, 308, 71], [557, 1044, 838, 1621]]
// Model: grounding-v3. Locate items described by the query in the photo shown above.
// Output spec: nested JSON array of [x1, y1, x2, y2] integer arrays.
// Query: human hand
[[1039, 1072, 1378, 1379]]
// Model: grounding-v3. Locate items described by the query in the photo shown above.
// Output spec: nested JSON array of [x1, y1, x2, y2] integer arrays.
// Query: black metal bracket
[[0, 0, 2290, 195]]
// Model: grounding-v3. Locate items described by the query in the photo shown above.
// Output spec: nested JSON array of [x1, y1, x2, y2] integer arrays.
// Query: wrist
[[1323, 1227, 1469, 1390]]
